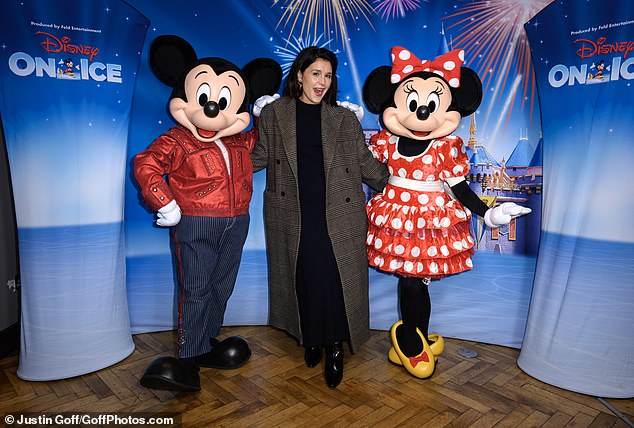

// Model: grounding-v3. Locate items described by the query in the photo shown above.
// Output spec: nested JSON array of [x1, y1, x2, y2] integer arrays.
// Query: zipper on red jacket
[[214, 138, 235, 216]]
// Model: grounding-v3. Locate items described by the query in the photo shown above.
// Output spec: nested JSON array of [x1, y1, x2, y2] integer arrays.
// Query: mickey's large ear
[[453, 67, 482, 116], [242, 58, 283, 103], [363, 66, 393, 114], [149, 35, 198, 88]]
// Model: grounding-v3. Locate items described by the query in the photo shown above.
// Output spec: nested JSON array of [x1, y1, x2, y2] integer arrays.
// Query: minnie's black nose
[[416, 105, 430, 121], [204, 101, 219, 118]]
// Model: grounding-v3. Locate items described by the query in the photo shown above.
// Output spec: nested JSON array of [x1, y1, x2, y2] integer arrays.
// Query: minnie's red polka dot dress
[[366, 129, 476, 278]]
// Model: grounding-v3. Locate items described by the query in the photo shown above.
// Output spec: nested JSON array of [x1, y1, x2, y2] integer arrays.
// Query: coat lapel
[[277, 98, 299, 180], [276, 99, 342, 182], [321, 102, 343, 175]]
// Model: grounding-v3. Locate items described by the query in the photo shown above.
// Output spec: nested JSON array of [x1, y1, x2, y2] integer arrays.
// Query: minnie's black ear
[[149, 35, 198, 88], [363, 66, 393, 114], [242, 58, 283, 103], [452, 67, 482, 116]]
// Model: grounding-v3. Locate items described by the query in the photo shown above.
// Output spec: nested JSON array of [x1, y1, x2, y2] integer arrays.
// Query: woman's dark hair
[[283, 46, 338, 106]]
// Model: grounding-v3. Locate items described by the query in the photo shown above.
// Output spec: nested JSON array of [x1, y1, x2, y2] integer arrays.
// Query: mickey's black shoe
[[140, 356, 200, 392], [195, 336, 251, 369]]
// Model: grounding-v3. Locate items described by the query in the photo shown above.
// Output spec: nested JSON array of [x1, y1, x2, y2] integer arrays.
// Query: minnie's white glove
[[253, 93, 280, 117], [484, 202, 531, 228], [337, 100, 364, 122], [156, 199, 181, 227]]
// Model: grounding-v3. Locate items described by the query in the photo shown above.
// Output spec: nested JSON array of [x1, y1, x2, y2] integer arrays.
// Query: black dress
[[295, 99, 349, 347]]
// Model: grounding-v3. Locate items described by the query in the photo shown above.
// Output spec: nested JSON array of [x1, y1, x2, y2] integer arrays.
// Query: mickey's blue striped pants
[[172, 214, 249, 358]]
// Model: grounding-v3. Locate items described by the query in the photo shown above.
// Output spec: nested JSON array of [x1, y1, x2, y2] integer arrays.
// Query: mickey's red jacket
[[134, 125, 257, 218]]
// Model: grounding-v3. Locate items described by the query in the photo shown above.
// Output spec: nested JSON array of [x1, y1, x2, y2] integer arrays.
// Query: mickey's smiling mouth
[[197, 128, 217, 139]]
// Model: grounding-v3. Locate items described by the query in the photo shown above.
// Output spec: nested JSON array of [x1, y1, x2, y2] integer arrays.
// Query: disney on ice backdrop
[[0, 0, 632, 398], [0, 0, 148, 380]]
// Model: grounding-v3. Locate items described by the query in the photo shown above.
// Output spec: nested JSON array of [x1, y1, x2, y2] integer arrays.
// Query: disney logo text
[[36, 31, 100, 62], [575, 37, 634, 60]]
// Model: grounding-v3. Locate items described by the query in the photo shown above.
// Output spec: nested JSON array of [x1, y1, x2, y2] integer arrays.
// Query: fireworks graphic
[[272, 0, 376, 105], [443, 0, 550, 144], [373, 0, 426, 21], [275, 34, 337, 77], [273, 0, 375, 47]]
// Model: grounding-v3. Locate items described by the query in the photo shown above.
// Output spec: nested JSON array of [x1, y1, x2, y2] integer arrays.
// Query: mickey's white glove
[[156, 199, 181, 227], [337, 100, 364, 122], [253, 93, 280, 117], [484, 202, 531, 228]]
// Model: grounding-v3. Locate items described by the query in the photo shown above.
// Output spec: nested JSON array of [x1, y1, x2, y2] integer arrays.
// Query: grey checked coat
[[251, 97, 389, 352]]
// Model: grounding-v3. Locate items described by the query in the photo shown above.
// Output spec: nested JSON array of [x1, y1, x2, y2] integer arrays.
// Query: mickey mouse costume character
[[134, 35, 281, 392], [363, 47, 531, 379]]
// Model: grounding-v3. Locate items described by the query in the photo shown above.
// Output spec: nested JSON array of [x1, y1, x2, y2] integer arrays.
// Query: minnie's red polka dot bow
[[390, 46, 465, 88]]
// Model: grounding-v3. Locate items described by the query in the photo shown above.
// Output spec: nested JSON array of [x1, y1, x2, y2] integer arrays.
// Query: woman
[[251, 47, 388, 388]]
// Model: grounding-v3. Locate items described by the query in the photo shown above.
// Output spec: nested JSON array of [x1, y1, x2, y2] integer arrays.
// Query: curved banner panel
[[520, 1, 634, 397], [0, 0, 148, 380]]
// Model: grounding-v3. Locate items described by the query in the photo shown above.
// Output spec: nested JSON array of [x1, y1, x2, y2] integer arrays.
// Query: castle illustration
[[463, 118, 542, 255]]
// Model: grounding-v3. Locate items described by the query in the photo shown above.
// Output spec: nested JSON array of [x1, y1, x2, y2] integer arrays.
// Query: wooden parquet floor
[[1, 326, 633, 427]]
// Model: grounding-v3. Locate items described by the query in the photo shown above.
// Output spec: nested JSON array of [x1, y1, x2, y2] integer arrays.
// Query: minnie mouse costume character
[[363, 47, 530, 379], [134, 35, 281, 391]]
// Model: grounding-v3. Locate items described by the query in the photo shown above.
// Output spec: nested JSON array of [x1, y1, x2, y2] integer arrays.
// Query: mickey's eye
[[406, 91, 419, 112], [197, 83, 211, 106], [426, 92, 440, 114], [218, 86, 231, 110]]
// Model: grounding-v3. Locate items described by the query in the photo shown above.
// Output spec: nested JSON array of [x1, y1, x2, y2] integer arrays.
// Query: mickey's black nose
[[204, 101, 219, 118], [416, 105, 430, 121]]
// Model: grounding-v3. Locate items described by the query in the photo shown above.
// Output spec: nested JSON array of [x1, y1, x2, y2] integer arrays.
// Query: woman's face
[[297, 58, 332, 104]]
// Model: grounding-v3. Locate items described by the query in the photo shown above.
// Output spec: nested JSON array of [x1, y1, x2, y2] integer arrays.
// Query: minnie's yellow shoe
[[429, 333, 445, 356], [388, 333, 444, 365], [390, 320, 435, 379]]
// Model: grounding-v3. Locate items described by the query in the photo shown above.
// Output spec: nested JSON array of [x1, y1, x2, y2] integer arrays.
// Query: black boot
[[304, 345, 322, 368], [323, 342, 344, 389]]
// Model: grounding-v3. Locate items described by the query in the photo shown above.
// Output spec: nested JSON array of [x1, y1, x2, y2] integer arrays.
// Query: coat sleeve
[[133, 133, 179, 212], [350, 116, 389, 192], [251, 105, 273, 172]]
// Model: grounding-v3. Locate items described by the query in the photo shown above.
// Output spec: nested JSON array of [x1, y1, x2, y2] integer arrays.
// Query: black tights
[[396, 276, 432, 356]]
